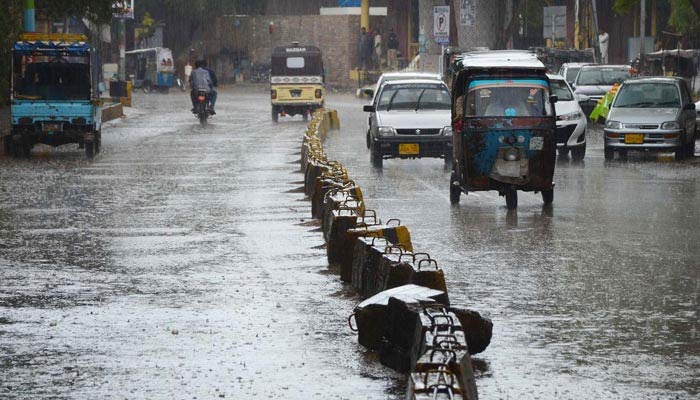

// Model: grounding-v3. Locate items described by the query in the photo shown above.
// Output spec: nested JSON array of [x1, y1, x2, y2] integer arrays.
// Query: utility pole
[[118, 19, 126, 81], [639, 0, 646, 70]]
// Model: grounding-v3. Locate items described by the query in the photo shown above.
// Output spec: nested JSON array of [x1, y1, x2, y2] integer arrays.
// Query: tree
[[613, 0, 700, 46]]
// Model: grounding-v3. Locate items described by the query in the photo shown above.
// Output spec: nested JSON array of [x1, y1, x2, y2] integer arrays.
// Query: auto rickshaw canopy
[[271, 45, 324, 76]]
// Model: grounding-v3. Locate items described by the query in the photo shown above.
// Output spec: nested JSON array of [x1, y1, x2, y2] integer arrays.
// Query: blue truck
[[7, 33, 102, 158]]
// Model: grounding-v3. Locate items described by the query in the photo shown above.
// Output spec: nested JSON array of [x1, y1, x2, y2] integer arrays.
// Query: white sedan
[[549, 74, 588, 160]]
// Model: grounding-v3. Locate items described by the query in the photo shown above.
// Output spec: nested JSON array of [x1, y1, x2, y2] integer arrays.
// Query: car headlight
[[606, 120, 622, 129], [661, 121, 680, 130], [557, 111, 583, 121], [441, 126, 453, 136], [377, 126, 396, 137]]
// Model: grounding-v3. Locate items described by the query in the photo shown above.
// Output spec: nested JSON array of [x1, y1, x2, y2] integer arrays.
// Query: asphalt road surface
[[1, 87, 698, 399]]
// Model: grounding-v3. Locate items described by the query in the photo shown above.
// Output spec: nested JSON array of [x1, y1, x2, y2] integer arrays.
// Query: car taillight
[[271, 90, 277, 99], [198, 96, 206, 101], [315, 89, 322, 99]]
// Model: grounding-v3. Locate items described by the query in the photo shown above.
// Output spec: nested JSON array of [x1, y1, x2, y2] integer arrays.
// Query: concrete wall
[[207, 15, 384, 88]]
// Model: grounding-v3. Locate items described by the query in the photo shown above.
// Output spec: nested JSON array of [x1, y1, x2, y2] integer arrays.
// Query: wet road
[[324, 97, 700, 398], [1, 87, 698, 399], [0, 88, 400, 399]]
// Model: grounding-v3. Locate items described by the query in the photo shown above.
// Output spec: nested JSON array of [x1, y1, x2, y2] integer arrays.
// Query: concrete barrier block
[[351, 285, 446, 351], [101, 102, 124, 123]]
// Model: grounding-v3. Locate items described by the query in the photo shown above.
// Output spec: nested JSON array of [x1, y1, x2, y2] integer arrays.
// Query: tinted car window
[[550, 79, 575, 101], [576, 68, 630, 86], [377, 84, 451, 111], [613, 83, 680, 108], [565, 67, 580, 83]]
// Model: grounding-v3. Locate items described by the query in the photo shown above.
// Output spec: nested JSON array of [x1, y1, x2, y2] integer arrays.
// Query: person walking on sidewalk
[[374, 29, 383, 68], [387, 28, 399, 70], [599, 29, 610, 64], [358, 27, 372, 71]]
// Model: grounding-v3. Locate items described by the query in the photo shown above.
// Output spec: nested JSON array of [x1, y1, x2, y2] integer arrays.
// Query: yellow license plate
[[625, 133, 644, 144], [399, 143, 420, 155]]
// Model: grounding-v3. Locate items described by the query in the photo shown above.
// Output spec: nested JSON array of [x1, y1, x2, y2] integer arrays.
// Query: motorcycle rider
[[202, 60, 218, 114], [189, 60, 214, 114]]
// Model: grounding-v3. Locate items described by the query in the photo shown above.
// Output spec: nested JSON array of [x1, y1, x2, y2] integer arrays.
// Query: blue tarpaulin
[[13, 41, 91, 56], [339, 0, 362, 6]]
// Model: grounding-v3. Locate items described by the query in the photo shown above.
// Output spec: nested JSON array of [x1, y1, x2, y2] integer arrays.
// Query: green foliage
[[669, 0, 700, 43], [613, 0, 639, 15], [0, 0, 22, 106], [37, 0, 114, 25]]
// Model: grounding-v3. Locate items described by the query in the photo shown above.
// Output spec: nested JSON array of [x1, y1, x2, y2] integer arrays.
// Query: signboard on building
[[543, 6, 567, 40], [460, 0, 476, 27], [434, 6, 450, 45], [113, 0, 134, 19]]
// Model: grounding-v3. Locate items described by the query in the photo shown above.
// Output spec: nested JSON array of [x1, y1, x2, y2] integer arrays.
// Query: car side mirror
[[576, 94, 590, 103], [684, 103, 696, 111], [363, 105, 376, 113], [364, 88, 374, 97], [550, 95, 559, 104]]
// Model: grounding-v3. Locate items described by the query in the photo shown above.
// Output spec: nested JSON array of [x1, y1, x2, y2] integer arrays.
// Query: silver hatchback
[[604, 77, 696, 161]]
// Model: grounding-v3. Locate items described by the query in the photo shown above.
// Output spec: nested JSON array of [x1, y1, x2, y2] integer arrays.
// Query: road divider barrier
[[299, 109, 491, 400]]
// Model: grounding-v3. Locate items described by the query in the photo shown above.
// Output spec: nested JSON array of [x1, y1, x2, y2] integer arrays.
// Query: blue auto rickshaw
[[125, 47, 175, 93], [449, 51, 557, 209], [8, 33, 102, 158]]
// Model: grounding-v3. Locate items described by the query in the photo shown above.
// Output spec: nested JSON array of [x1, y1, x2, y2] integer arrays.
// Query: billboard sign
[[113, 0, 134, 19]]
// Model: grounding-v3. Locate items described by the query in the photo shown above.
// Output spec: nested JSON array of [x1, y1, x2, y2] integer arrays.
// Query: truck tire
[[85, 140, 95, 159]]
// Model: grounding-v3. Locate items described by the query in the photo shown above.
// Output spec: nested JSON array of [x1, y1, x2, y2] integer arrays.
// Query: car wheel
[[686, 137, 696, 158], [604, 146, 614, 161], [505, 188, 518, 210], [370, 141, 383, 168], [541, 189, 554, 204], [366, 130, 371, 149], [557, 147, 569, 158], [571, 143, 586, 161], [675, 136, 685, 161]]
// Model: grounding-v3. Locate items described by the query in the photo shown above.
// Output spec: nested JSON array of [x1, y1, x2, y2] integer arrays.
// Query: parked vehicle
[[8, 33, 102, 159], [558, 62, 594, 86], [449, 50, 557, 209], [270, 43, 325, 122], [363, 79, 453, 168], [572, 65, 632, 116], [548, 74, 587, 160], [125, 47, 175, 93], [194, 91, 211, 125], [364, 72, 443, 149], [604, 77, 696, 161]]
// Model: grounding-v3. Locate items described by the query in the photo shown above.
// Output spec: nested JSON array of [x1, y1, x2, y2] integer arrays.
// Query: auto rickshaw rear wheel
[[95, 131, 102, 154], [541, 189, 554, 204], [271, 108, 279, 123], [557, 148, 569, 158], [505, 189, 518, 210]]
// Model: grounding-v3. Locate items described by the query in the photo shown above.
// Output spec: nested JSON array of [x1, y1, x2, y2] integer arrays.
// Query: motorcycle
[[194, 91, 211, 125]]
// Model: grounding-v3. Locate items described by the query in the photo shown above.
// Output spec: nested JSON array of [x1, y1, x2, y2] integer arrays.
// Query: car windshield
[[464, 78, 553, 117], [550, 79, 575, 101], [576, 68, 630, 86], [565, 67, 581, 83], [613, 82, 681, 108], [377, 83, 451, 111]]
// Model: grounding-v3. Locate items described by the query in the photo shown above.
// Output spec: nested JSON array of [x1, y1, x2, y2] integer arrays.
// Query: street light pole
[[640, 0, 646, 71]]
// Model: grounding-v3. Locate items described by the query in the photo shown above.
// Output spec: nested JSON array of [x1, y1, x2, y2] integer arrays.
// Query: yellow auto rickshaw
[[270, 43, 325, 122]]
